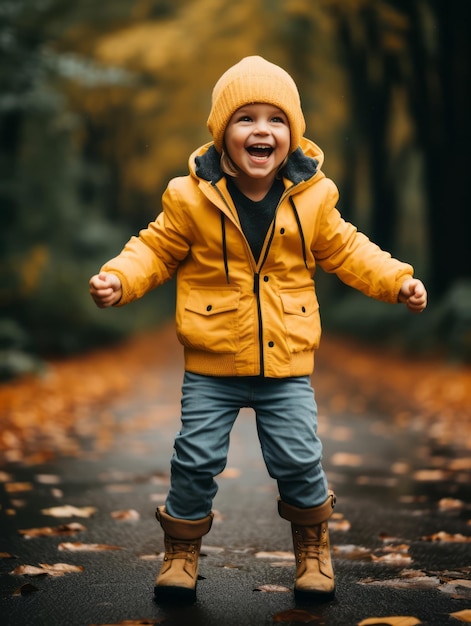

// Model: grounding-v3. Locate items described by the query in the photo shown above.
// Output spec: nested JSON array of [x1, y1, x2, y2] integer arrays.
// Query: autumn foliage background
[[1, 0, 470, 381]]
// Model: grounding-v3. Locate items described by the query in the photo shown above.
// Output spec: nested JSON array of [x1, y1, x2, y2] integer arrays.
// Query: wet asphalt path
[[1, 327, 470, 626]]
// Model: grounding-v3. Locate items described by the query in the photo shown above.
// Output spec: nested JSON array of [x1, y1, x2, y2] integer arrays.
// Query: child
[[89, 56, 427, 604]]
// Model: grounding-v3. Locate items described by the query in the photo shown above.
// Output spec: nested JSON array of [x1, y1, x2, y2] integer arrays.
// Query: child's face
[[224, 103, 290, 185]]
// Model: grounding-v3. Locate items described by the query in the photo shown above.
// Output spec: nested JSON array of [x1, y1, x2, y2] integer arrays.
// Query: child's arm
[[89, 272, 123, 308], [398, 278, 427, 313]]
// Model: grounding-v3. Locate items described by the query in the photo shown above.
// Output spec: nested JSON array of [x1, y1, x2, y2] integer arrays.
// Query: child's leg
[[254, 376, 335, 598], [165, 371, 242, 520], [253, 375, 328, 507]]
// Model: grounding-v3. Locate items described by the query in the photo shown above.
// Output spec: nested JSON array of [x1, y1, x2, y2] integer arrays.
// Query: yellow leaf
[[5, 482, 33, 493], [358, 617, 422, 626], [451, 610, 471, 623], [41, 505, 97, 518]]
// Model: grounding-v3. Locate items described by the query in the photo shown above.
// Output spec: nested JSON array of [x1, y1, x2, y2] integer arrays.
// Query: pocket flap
[[185, 288, 240, 316], [280, 289, 318, 316]]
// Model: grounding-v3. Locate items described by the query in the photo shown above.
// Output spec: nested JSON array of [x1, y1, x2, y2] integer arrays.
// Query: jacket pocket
[[179, 287, 240, 353], [280, 288, 321, 352]]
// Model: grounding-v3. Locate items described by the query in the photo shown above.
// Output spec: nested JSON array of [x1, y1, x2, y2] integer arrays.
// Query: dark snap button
[[280, 228, 285, 234], [302, 306, 306, 313], [206, 305, 212, 311], [268, 341, 274, 348], [263, 276, 269, 282]]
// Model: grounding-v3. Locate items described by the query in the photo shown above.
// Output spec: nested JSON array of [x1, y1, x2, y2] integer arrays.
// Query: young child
[[89, 56, 427, 604]]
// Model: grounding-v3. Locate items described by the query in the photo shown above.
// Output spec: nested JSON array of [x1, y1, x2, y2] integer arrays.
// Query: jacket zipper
[[211, 180, 296, 378]]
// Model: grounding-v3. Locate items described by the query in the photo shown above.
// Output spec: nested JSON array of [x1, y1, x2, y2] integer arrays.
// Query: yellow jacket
[[102, 138, 413, 377]]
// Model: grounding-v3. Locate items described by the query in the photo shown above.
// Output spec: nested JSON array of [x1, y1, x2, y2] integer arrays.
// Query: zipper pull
[[253, 272, 260, 295]]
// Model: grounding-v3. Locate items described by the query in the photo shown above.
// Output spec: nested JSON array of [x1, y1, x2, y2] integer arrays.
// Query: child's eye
[[237, 115, 252, 122], [271, 116, 285, 123]]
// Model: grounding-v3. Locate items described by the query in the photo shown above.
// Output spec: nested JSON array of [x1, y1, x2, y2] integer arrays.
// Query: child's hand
[[398, 278, 427, 313], [89, 272, 122, 308]]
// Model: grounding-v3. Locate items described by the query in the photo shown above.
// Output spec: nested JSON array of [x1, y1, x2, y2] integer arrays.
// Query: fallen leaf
[[438, 498, 464, 511], [439, 580, 471, 600], [138, 554, 160, 561], [200, 545, 224, 555], [254, 584, 291, 593], [0, 552, 17, 559], [218, 467, 241, 479], [41, 505, 97, 518], [273, 609, 321, 623], [359, 569, 441, 592], [331, 452, 363, 467], [111, 509, 140, 521], [329, 517, 351, 532], [371, 553, 412, 566], [333, 545, 373, 560], [5, 482, 33, 493], [35, 474, 61, 485], [90, 617, 167, 626], [58, 542, 123, 551], [358, 618, 421, 626], [10, 562, 84, 577], [12, 583, 39, 596], [451, 609, 471, 622], [421, 531, 471, 543], [255, 551, 294, 560], [379, 544, 410, 555], [0, 471, 13, 481], [19, 522, 86, 538], [449, 458, 471, 471], [413, 469, 450, 481]]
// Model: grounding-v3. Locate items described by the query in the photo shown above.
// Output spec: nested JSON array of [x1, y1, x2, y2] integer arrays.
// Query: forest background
[[1, 0, 470, 380]]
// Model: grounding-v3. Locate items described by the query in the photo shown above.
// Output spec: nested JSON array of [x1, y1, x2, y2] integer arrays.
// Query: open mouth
[[246, 144, 274, 158]]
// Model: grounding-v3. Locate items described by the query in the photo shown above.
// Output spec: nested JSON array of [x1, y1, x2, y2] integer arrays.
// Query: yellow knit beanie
[[207, 56, 306, 154]]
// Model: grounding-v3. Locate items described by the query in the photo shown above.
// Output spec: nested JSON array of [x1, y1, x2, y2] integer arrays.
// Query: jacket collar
[[193, 143, 319, 186]]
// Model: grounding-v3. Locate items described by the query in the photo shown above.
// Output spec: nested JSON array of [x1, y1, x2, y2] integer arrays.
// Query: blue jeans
[[165, 372, 328, 519]]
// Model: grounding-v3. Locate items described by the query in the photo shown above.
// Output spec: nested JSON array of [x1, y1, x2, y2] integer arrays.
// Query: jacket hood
[[190, 137, 324, 186]]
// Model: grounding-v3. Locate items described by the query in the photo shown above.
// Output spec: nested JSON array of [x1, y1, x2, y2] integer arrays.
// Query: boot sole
[[154, 584, 197, 604], [294, 587, 335, 603]]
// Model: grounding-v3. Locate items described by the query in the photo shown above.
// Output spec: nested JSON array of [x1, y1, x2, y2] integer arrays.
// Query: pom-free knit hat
[[207, 56, 306, 154]]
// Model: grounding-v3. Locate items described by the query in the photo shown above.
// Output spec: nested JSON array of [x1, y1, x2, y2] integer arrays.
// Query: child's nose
[[254, 119, 269, 133]]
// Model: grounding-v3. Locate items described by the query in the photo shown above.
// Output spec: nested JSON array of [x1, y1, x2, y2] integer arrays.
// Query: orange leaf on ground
[[5, 482, 33, 493], [111, 509, 140, 521], [10, 563, 84, 577], [451, 609, 471, 623], [421, 531, 471, 543], [19, 522, 86, 538], [41, 505, 97, 518], [358, 617, 422, 626], [58, 542, 123, 551], [90, 617, 167, 626]]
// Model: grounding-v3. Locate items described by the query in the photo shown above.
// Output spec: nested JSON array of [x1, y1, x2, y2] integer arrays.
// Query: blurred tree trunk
[[335, 0, 471, 296], [402, 0, 471, 296], [335, 6, 399, 253]]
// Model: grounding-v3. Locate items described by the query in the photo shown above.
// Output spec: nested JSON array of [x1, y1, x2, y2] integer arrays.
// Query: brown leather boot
[[154, 506, 213, 603], [278, 490, 336, 600]]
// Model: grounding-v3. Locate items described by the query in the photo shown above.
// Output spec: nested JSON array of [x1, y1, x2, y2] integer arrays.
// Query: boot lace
[[164, 539, 197, 562], [294, 527, 327, 564]]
